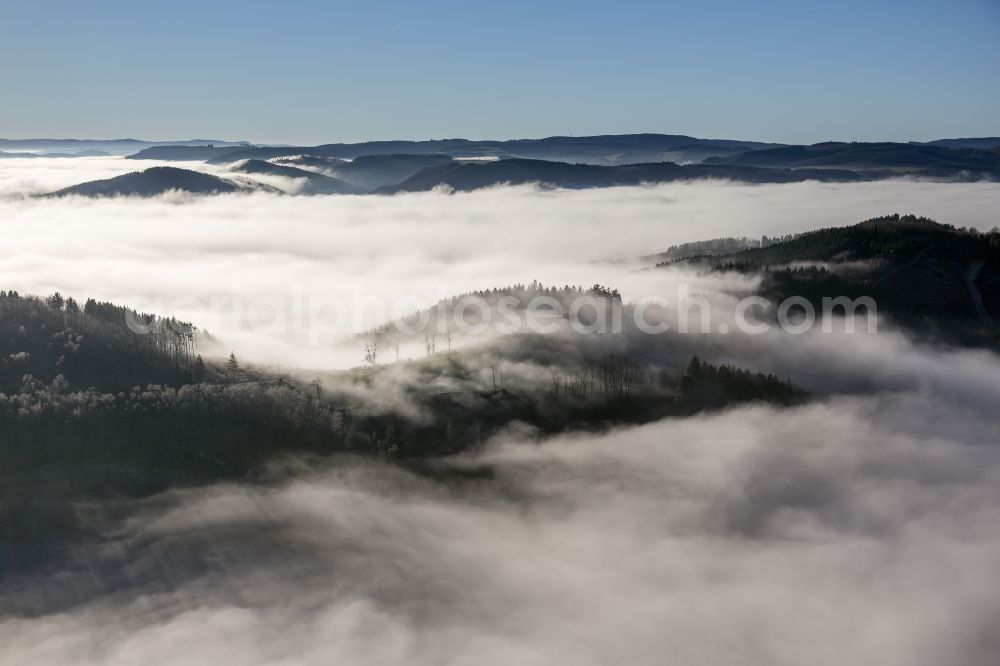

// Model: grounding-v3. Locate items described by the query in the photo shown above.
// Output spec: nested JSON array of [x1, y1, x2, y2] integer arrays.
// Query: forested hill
[[47, 167, 243, 197], [0, 288, 809, 547], [641, 236, 771, 264], [683, 214, 1000, 267], [667, 215, 1000, 344], [0, 291, 198, 393], [0, 292, 343, 532]]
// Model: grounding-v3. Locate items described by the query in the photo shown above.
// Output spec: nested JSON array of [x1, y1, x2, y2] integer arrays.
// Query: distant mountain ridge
[[185, 133, 784, 166], [377, 158, 866, 193], [0, 149, 111, 159], [0, 138, 249, 156], [122, 134, 1000, 185], [10, 134, 1000, 163], [703, 141, 1000, 176], [26, 134, 1000, 195], [919, 137, 1000, 149], [124, 145, 247, 161]]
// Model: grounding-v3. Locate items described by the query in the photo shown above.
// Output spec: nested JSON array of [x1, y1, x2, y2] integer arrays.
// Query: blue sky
[[1, 0, 998, 144]]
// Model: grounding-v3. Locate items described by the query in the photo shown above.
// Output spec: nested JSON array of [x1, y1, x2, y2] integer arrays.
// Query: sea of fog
[[2, 158, 1000, 665], [4, 384, 1000, 666], [2, 156, 999, 369]]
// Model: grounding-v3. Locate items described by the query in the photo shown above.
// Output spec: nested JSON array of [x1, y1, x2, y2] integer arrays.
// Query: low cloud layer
[[1, 158, 999, 369], [3, 381, 999, 665]]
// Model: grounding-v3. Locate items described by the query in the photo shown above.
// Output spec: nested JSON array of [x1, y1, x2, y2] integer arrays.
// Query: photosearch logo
[[119, 284, 877, 343], [631, 285, 878, 335]]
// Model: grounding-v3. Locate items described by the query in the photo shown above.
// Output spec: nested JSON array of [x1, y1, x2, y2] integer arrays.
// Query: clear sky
[[1, 0, 998, 144]]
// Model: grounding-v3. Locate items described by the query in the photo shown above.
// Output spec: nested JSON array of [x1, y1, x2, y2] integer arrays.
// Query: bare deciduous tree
[[363, 332, 381, 368]]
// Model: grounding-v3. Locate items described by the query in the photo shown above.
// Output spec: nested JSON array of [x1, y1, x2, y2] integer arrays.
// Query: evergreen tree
[[192, 355, 207, 383], [227, 352, 240, 384]]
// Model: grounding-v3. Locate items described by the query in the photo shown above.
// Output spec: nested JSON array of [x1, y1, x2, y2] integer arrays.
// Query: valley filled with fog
[[2, 157, 1000, 665], [3, 156, 1000, 368]]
